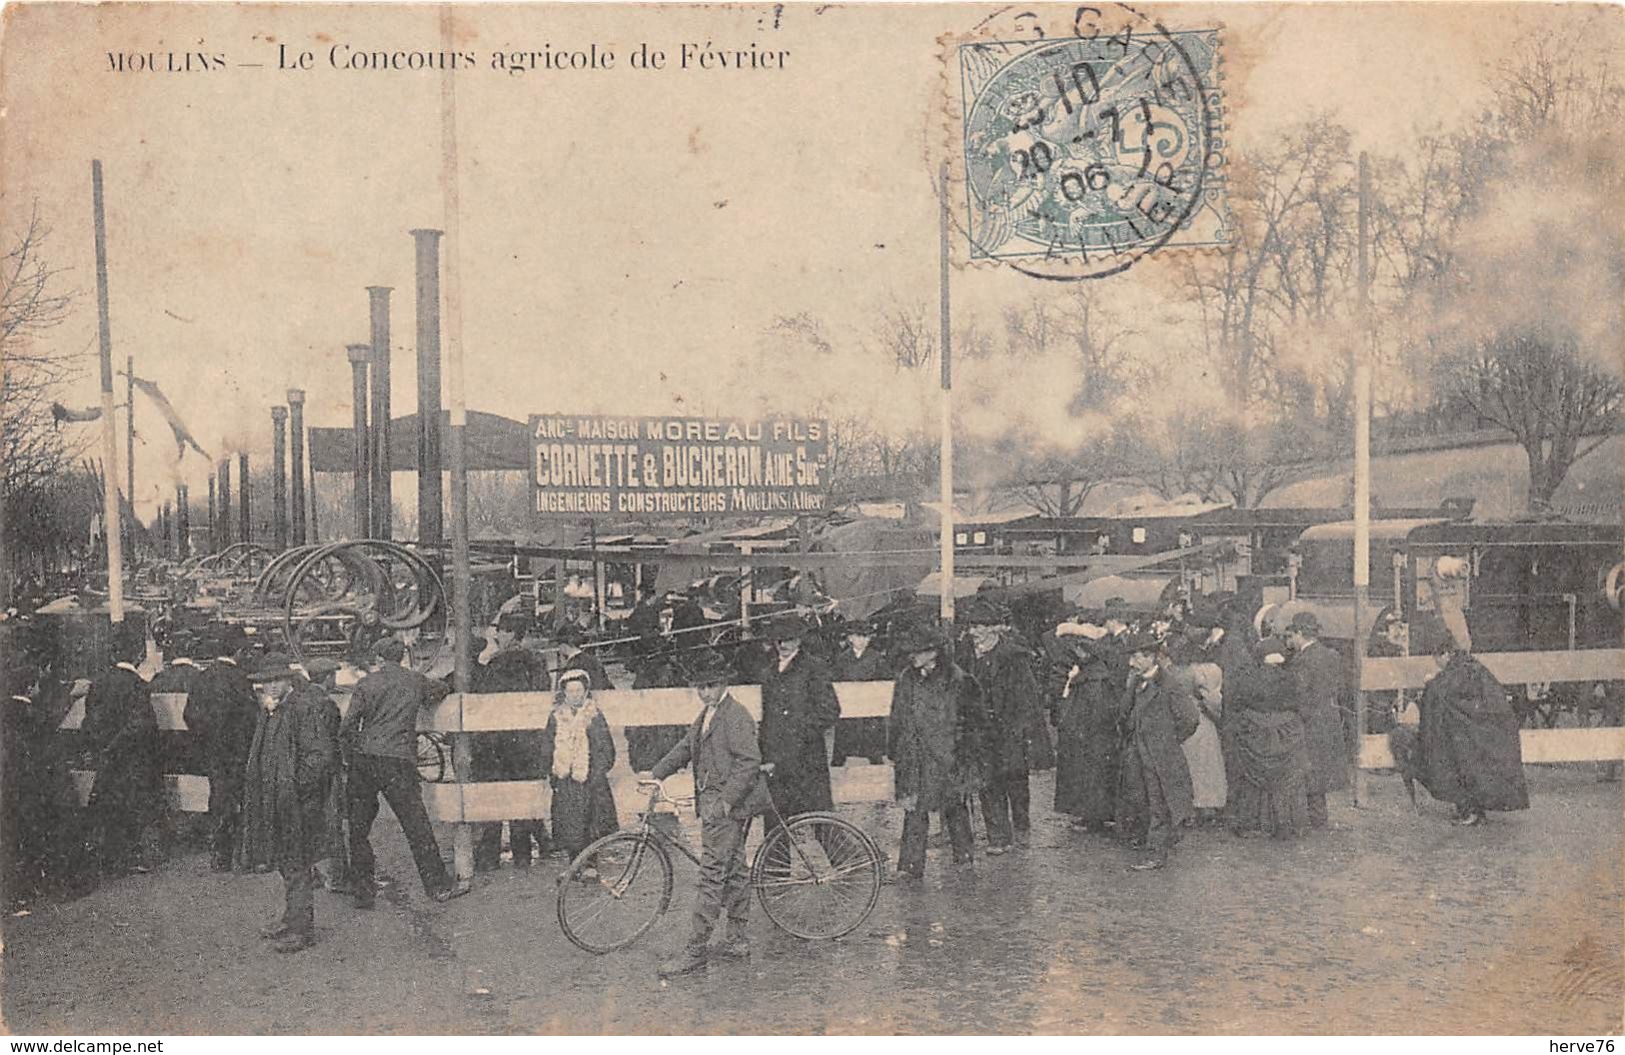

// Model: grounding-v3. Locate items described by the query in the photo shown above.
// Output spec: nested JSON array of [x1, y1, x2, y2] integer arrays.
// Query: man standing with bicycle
[[648, 649, 771, 977]]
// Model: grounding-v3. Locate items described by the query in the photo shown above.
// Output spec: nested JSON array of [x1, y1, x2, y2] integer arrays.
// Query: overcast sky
[[4, 2, 1618, 521]]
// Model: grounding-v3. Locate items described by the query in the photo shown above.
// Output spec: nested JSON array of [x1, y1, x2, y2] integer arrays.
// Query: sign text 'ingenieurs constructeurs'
[[528, 415, 829, 517]]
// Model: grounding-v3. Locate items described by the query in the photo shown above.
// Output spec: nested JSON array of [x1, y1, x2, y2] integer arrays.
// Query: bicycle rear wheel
[[557, 832, 674, 953], [751, 812, 881, 941]]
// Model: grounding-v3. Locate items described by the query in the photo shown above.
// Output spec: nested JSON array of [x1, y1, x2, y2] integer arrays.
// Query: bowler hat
[[1102, 597, 1130, 617], [373, 637, 406, 662], [1184, 604, 1223, 630], [249, 652, 300, 683], [963, 596, 1011, 627], [683, 649, 732, 685], [896, 622, 943, 654], [767, 614, 810, 642], [1286, 612, 1322, 637]]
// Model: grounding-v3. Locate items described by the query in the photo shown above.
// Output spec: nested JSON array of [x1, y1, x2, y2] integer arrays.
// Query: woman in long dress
[[538, 668, 619, 867]]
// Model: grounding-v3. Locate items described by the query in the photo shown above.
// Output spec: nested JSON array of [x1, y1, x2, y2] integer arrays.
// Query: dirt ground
[[4, 767, 1621, 1035]]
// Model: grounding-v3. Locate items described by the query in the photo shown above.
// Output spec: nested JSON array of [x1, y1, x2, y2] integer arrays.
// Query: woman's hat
[[557, 667, 593, 689]]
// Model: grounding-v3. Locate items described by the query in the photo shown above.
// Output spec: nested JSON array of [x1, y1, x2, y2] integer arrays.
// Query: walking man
[[1118, 634, 1200, 871], [649, 650, 771, 976], [341, 638, 469, 906], [240, 655, 335, 953]]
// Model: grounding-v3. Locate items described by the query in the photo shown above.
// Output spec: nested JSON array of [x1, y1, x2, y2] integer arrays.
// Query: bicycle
[[556, 769, 883, 954]]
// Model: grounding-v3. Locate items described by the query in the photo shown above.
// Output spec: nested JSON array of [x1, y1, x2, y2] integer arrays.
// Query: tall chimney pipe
[[308, 448, 320, 543], [207, 475, 216, 554], [271, 406, 288, 550], [411, 229, 444, 545], [162, 500, 172, 558], [177, 483, 190, 559], [238, 451, 252, 544], [288, 388, 307, 546], [367, 286, 393, 541], [347, 343, 372, 540], [218, 457, 233, 547]]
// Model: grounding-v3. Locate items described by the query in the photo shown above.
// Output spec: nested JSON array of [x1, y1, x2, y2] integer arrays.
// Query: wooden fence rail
[[60, 647, 1624, 823]]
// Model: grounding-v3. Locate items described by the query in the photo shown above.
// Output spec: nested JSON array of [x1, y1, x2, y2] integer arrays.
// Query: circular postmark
[[951, 5, 1225, 281]]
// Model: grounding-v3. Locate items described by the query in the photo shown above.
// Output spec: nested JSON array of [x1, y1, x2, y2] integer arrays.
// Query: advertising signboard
[[529, 414, 829, 518]]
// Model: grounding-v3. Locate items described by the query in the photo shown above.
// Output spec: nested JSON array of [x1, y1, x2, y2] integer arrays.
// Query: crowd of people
[[0, 582, 1534, 966]]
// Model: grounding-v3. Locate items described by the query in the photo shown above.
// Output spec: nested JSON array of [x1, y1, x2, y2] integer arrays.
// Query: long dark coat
[[1053, 637, 1124, 821], [82, 665, 161, 811], [240, 688, 336, 872], [970, 637, 1055, 776], [537, 705, 620, 851], [471, 646, 549, 781], [182, 660, 259, 810], [758, 649, 840, 815], [1116, 666, 1199, 832], [1417, 653, 1529, 812], [887, 655, 988, 812], [1226, 660, 1311, 835], [1289, 641, 1350, 793]]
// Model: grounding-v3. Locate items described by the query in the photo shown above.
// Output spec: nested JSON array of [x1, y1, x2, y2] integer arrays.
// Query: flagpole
[[938, 159, 955, 630], [1353, 151, 1372, 808], [440, 3, 476, 884], [92, 161, 125, 623], [125, 354, 135, 562]]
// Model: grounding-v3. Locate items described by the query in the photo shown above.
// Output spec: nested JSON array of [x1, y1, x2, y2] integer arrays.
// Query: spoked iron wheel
[[751, 812, 882, 941], [556, 833, 675, 954]]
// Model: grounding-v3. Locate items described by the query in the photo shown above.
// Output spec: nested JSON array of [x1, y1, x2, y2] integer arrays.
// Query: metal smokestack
[[207, 475, 216, 554], [238, 451, 251, 544], [218, 457, 233, 547], [411, 229, 444, 544], [347, 343, 372, 539], [367, 286, 393, 540], [288, 388, 307, 546], [177, 483, 190, 559], [271, 406, 288, 550]]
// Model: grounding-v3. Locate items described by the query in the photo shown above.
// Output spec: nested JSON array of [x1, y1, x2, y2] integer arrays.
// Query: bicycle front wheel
[[751, 812, 881, 941], [557, 832, 674, 953]]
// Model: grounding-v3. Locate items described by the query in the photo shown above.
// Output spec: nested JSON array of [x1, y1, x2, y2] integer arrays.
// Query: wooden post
[[92, 161, 125, 621], [1353, 150, 1372, 808], [125, 354, 135, 563], [937, 158, 955, 630], [439, 4, 474, 883]]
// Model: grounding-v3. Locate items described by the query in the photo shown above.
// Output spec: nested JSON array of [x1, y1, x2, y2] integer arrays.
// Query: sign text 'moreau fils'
[[528, 414, 829, 518]]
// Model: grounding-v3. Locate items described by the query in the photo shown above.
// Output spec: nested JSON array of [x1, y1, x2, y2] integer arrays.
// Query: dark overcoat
[[970, 637, 1055, 775], [1417, 652, 1529, 812], [1116, 666, 1199, 831], [831, 644, 891, 761], [240, 687, 336, 872], [758, 649, 840, 814], [887, 656, 989, 811], [82, 665, 161, 809], [182, 660, 259, 804], [1289, 641, 1351, 793], [1053, 637, 1124, 821], [471, 646, 549, 781]]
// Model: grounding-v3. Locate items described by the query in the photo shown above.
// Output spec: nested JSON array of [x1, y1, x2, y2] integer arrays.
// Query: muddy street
[[5, 768, 1620, 1035]]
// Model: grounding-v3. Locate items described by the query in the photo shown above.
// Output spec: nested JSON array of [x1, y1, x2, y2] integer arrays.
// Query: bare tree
[[2, 203, 81, 604], [1438, 328, 1622, 507]]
